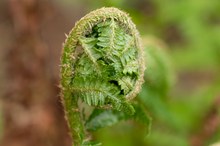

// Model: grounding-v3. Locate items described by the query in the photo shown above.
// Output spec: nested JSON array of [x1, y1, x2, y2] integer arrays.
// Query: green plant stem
[[63, 92, 84, 146]]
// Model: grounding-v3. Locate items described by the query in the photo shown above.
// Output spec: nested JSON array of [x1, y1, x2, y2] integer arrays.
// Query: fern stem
[[62, 92, 84, 146]]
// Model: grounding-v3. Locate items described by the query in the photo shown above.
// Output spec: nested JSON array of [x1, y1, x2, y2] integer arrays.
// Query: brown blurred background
[[0, 0, 86, 145]]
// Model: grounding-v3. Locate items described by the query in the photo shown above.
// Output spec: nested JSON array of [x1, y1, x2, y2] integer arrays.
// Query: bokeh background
[[0, 0, 220, 146]]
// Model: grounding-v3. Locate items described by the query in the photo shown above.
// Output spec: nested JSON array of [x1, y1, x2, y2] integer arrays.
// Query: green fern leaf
[[79, 37, 102, 60], [79, 37, 102, 72], [85, 109, 129, 131], [75, 55, 96, 76], [118, 76, 134, 94], [71, 77, 114, 106], [85, 103, 151, 135], [71, 18, 141, 110], [97, 19, 132, 58], [71, 76, 135, 114], [120, 47, 136, 64], [133, 103, 152, 136], [61, 7, 145, 145], [122, 60, 139, 75], [82, 141, 102, 146]]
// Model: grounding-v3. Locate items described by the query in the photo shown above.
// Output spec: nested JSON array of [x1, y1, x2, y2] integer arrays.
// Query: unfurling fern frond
[[60, 7, 145, 146]]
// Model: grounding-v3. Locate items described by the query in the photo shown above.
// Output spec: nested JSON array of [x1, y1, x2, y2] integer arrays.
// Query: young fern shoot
[[60, 7, 145, 146]]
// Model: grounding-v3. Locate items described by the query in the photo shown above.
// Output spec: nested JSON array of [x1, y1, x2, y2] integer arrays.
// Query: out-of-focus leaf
[[86, 102, 152, 136], [146, 129, 189, 146], [139, 36, 178, 129], [132, 103, 152, 136], [143, 36, 175, 96], [82, 140, 102, 146], [85, 109, 129, 131]]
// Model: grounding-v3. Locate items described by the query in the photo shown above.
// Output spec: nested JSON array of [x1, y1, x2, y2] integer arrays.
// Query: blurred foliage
[[57, 0, 220, 145]]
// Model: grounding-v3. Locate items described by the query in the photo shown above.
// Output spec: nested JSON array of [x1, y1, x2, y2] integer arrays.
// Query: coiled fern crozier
[[60, 7, 145, 146]]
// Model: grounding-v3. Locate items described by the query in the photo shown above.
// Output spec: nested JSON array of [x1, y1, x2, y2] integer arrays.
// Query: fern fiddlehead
[[60, 7, 145, 145]]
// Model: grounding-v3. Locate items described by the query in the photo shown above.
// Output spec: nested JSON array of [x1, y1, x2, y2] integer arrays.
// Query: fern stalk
[[60, 7, 145, 146]]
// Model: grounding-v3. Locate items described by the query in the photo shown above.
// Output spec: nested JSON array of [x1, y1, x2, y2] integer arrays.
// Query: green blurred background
[[0, 0, 220, 146]]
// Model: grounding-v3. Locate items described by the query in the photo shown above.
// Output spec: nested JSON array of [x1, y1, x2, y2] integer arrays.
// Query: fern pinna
[[60, 7, 146, 146]]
